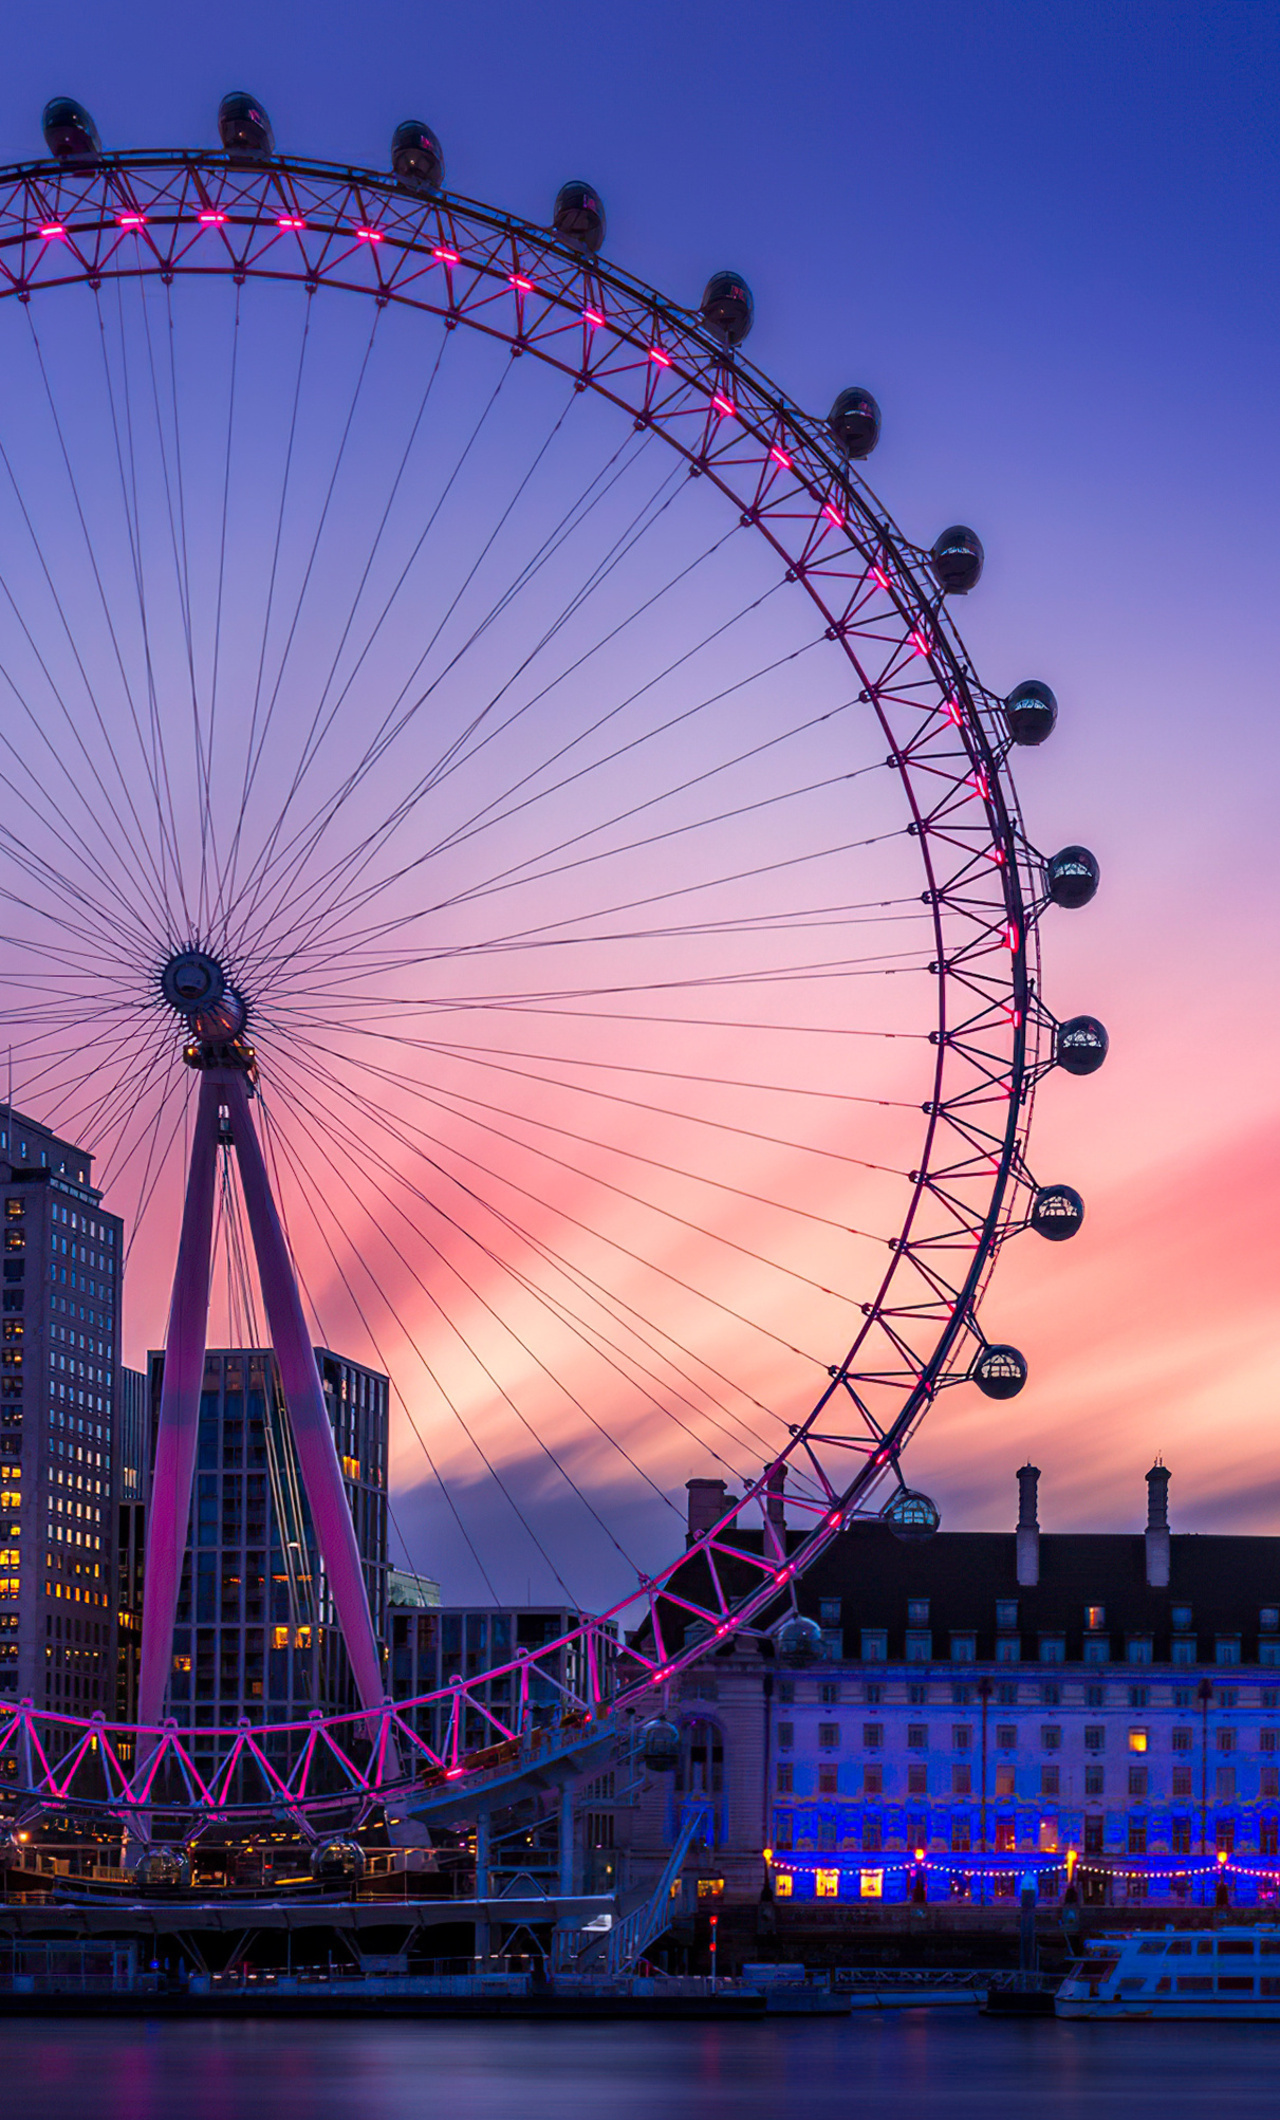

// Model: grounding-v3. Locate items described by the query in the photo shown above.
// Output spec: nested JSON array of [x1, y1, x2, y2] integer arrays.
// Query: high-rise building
[[146, 1345, 389, 1759], [0, 1105, 122, 1717]]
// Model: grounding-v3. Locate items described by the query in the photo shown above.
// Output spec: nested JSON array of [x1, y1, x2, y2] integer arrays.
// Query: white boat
[[1057, 1928, 1280, 2019]]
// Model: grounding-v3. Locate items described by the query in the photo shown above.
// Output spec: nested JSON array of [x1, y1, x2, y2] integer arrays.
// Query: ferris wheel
[[0, 92, 1105, 1839]]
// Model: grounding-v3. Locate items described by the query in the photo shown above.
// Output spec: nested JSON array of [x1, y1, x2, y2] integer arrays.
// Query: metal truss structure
[[0, 143, 1102, 1836]]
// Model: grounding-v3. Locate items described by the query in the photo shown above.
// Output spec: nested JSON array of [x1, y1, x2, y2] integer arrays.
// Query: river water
[[0, 2014, 1270, 2117]]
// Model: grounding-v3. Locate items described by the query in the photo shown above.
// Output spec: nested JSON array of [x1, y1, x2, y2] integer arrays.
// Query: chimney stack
[[1145, 1460, 1171, 1587], [686, 1478, 738, 1543], [1016, 1463, 1040, 1587]]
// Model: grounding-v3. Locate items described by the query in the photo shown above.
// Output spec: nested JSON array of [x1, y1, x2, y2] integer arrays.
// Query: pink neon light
[[198, 210, 227, 226], [871, 566, 891, 590], [770, 444, 792, 469], [944, 696, 963, 725], [38, 224, 65, 240], [355, 226, 383, 242], [910, 629, 931, 657], [582, 306, 605, 328], [823, 501, 844, 526], [277, 215, 306, 231], [1004, 922, 1020, 951], [509, 273, 534, 291], [648, 346, 672, 366], [433, 246, 459, 264], [712, 392, 737, 418], [117, 214, 147, 230]]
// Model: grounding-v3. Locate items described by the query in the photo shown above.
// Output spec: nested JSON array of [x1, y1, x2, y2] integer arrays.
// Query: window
[[1170, 1818, 1192, 1856], [1041, 1726, 1062, 1751], [1216, 1728, 1237, 1753], [1085, 1725, 1105, 1752], [1216, 1636, 1242, 1666], [907, 1682, 928, 1706], [1262, 1767, 1280, 1802], [1083, 1636, 1109, 1665], [1084, 1765, 1104, 1797], [1262, 1608, 1280, 1633], [1041, 1765, 1060, 1797], [1172, 1638, 1197, 1666], [1041, 1682, 1061, 1706], [819, 1598, 842, 1627], [907, 1598, 930, 1624], [1172, 1766, 1194, 1797], [1261, 1818, 1279, 1859], [952, 1763, 972, 1795], [996, 1724, 1016, 1749], [1126, 1637, 1153, 1666], [907, 1723, 927, 1749], [1219, 1688, 1239, 1708], [995, 1763, 1015, 1797], [1084, 1816, 1104, 1855], [776, 1764, 793, 1794], [1263, 1730, 1280, 1755], [1039, 1638, 1065, 1665], [1128, 1686, 1150, 1710], [1171, 1604, 1193, 1629], [952, 1683, 973, 1706], [1128, 1728, 1148, 1754], [864, 1765, 883, 1796], [818, 1722, 840, 1750], [1086, 1685, 1106, 1708], [905, 1630, 932, 1662], [951, 1816, 971, 1851], [996, 1636, 1021, 1663], [815, 1868, 839, 1899], [907, 1764, 928, 1795], [1265, 1691, 1280, 1710], [1172, 1727, 1193, 1752], [861, 1630, 887, 1661], [952, 1724, 972, 1751], [1216, 1766, 1237, 1801], [1128, 1819, 1147, 1856], [950, 1634, 976, 1662], [995, 1818, 1016, 1852], [996, 1600, 1018, 1628], [862, 1723, 883, 1750], [777, 1680, 794, 1704], [817, 1764, 838, 1795], [777, 1721, 794, 1751], [1085, 1605, 1105, 1630], [864, 1683, 882, 1705], [1216, 1818, 1235, 1853], [819, 1682, 841, 1705], [1128, 1766, 1148, 1797]]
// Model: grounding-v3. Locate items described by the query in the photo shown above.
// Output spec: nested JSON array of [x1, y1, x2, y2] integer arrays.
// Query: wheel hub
[[160, 949, 250, 1057]]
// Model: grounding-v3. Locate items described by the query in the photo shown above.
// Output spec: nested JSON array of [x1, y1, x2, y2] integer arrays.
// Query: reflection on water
[[0, 2015, 1277, 2119]]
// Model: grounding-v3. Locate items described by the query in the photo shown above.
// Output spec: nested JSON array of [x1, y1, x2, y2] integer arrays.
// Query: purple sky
[[2, 1, 1276, 1582]]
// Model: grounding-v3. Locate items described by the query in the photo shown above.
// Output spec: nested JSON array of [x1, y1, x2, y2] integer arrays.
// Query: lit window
[[1085, 1605, 1106, 1630], [858, 1870, 882, 1900], [1128, 1729, 1149, 1754], [696, 1877, 724, 1898], [774, 1871, 792, 1898], [815, 1868, 839, 1899]]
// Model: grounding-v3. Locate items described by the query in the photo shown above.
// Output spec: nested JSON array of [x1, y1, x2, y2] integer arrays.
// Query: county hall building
[[618, 1463, 1280, 1915]]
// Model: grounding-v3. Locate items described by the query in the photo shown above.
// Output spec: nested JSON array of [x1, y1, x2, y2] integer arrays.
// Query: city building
[[621, 1465, 1280, 1917], [0, 1105, 122, 1720], [388, 1602, 594, 1757], [145, 1345, 389, 1759]]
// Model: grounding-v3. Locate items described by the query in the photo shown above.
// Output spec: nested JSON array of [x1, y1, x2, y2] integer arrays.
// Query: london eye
[[0, 92, 1104, 1847]]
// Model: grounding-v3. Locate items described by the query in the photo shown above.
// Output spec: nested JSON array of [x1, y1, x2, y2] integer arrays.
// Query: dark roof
[[653, 1523, 1280, 1662]]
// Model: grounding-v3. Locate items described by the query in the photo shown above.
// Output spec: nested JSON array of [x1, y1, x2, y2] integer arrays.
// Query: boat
[[1056, 1929, 1280, 2019]]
